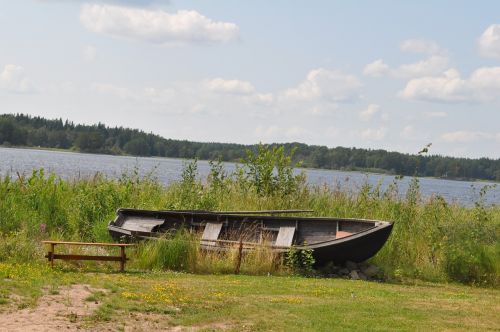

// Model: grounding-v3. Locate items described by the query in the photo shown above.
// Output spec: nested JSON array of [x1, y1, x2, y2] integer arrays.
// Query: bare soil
[[0, 284, 231, 332], [0, 284, 103, 331]]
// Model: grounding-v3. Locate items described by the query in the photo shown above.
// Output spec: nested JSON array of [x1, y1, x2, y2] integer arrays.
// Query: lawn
[[0, 263, 498, 331], [0, 147, 498, 330]]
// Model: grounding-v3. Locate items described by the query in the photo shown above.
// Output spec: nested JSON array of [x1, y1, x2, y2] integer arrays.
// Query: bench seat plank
[[45, 254, 125, 262], [42, 241, 134, 247]]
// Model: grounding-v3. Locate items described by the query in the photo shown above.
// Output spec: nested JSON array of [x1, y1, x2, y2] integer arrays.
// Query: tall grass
[[132, 229, 285, 275], [0, 146, 498, 286]]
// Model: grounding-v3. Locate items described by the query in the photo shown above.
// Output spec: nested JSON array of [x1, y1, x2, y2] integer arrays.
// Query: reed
[[131, 230, 286, 276], [0, 146, 498, 286], [132, 230, 198, 271]]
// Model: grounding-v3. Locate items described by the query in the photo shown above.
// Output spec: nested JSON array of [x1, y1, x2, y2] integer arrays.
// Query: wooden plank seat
[[42, 241, 135, 272], [274, 226, 296, 247], [201, 222, 223, 246], [335, 231, 353, 239]]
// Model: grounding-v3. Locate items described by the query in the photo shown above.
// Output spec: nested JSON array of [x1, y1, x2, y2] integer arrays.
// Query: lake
[[0, 147, 498, 206]]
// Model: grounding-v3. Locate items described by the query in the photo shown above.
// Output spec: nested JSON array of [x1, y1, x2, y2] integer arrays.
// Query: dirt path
[[0, 284, 231, 331], [0, 284, 104, 332]]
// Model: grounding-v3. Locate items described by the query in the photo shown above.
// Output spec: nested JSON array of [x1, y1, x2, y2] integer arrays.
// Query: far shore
[[1, 144, 498, 184]]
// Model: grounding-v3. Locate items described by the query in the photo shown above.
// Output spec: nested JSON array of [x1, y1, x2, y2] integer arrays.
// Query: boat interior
[[111, 209, 380, 248]]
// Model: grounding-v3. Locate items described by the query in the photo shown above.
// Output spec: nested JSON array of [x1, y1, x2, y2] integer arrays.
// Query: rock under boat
[[108, 208, 393, 265]]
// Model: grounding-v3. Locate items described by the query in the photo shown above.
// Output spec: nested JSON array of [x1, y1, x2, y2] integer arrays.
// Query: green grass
[[0, 263, 498, 331], [0, 144, 498, 330], [132, 231, 286, 275], [1, 166, 498, 286], [0, 146, 499, 287]]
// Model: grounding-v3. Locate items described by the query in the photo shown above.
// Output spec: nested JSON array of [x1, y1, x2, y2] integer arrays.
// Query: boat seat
[[336, 230, 352, 239], [201, 222, 223, 246], [274, 226, 295, 247]]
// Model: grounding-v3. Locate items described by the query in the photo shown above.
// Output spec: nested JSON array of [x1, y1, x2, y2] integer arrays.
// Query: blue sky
[[1, 1, 499, 158]]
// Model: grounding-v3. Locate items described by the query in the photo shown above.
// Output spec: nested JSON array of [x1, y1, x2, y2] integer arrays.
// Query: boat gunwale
[[114, 207, 394, 226]]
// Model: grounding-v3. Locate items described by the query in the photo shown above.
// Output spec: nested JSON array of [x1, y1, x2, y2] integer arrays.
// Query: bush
[[444, 243, 499, 285]]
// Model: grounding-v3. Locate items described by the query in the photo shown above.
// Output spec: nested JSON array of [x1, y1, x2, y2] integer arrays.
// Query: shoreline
[[1, 144, 498, 184]]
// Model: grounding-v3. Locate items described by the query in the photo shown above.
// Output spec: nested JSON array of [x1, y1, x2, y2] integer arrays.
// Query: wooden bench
[[42, 241, 135, 272]]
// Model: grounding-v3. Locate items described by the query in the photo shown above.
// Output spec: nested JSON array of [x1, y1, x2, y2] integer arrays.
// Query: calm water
[[0, 147, 498, 206]]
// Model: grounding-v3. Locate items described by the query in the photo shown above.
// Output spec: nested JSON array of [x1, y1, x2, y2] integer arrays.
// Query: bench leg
[[50, 243, 55, 268], [120, 247, 125, 272]]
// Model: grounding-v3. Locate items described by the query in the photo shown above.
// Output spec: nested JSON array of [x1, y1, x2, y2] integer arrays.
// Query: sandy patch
[[0, 285, 233, 332], [0, 284, 105, 332]]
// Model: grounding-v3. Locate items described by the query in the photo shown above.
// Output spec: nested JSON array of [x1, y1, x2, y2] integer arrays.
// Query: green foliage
[[132, 230, 285, 275], [440, 184, 500, 285], [134, 230, 198, 271], [241, 144, 305, 197], [208, 158, 227, 190], [0, 229, 43, 263], [0, 144, 498, 285], [285, 245, 315, 276], [444, 243, 499, 286], [123, 137, 151, 156]]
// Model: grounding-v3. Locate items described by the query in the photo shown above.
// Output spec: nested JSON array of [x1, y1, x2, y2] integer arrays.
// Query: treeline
[[1, 113, 499, 181]]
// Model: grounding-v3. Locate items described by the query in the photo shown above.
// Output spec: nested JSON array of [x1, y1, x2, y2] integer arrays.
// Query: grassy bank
[[0, 146, 499, 286], [0, 263, 499, 331]]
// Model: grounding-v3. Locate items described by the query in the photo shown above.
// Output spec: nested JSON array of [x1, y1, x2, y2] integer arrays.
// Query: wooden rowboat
[[108, 208, 393, 265]]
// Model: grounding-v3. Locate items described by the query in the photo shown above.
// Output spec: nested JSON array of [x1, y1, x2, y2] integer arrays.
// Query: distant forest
[[0, 113, 499, 181]]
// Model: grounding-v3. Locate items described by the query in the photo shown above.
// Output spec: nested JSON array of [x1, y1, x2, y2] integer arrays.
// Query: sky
[[1, 1, 500, 159]]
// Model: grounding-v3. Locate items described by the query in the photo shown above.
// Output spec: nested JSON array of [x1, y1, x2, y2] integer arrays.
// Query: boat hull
[[304, 223, 393, 265], [108, 208, 393, 265]]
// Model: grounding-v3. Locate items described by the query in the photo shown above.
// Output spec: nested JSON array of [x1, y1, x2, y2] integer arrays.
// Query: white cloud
[[0, 64, 35, 93], [441, 131, 496, 143], [40, 0, 160, 4], [468, 66, 500, 100], [400, 69, 468, 102], [400, 39, 442, 55], [83, 45, 97, 62], [91, 82, 174, 104], [363, 56, 448, 79], [90, 79, 272, 117], [80, 4, 239, 44], [360, 127, 387, 140], [478, 24, 500, 58], [400, 67, 500, 103], [364, 40, 448, 79], [394, 55, 449, 78], [251, 93, 273, 104], [359, 104, 380, 121], [284, 68, 361, 102], [204, 78, 255, 95], [363, 59, 389, 77]]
